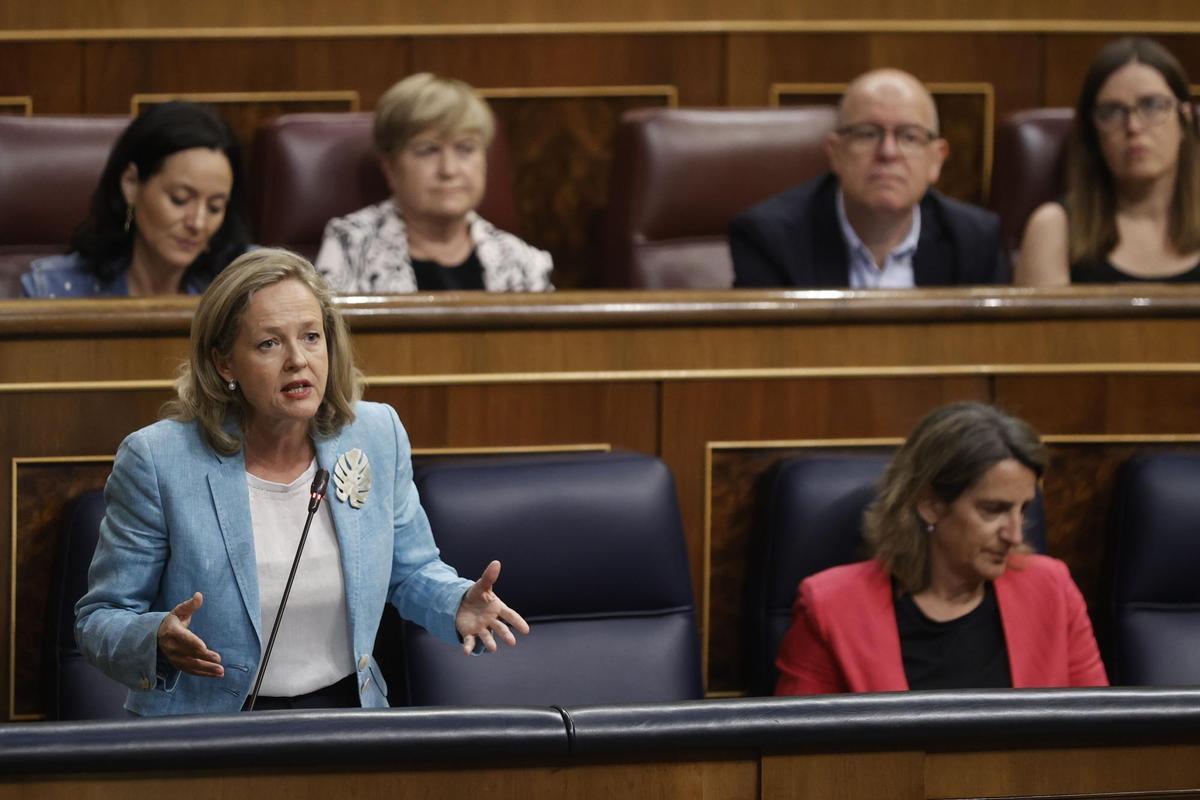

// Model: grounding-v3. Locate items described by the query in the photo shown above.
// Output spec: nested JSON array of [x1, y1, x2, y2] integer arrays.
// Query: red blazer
[[775, 555, 1109, 695]]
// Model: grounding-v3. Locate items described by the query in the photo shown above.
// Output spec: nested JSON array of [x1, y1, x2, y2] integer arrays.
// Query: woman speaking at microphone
[[75, 248, 528, 715]]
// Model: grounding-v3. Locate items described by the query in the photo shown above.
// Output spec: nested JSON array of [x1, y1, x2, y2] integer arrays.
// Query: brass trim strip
[[130, 90, 361, 114], [412, 443, 612, 456], [5, 362, 1200, 394], [8, 20, 1200, 41], [478, 84, 679, 107], [770, 81, 995, 200], [0, 97, 32, 116]]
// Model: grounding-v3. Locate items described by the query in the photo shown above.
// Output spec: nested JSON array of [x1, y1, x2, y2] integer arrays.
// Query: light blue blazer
[[75, 401, 471, 716]]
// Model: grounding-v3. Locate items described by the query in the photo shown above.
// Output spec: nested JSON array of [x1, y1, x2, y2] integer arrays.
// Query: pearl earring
[[227, 379, 237, 391]]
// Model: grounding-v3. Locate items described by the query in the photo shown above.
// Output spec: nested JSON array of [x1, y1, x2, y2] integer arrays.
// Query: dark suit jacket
[[729, 173, 1010, 287]]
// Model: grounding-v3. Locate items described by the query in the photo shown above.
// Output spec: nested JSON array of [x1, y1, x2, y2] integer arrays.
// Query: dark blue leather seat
[[45, 491, 128, 719], [404, 451, 703, 706], [745, 453, 1046, 695], [1109, 453, 1200, 685]]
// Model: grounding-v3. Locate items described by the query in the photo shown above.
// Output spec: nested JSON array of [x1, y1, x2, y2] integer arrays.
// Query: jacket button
[[358, 654, 369, 670]]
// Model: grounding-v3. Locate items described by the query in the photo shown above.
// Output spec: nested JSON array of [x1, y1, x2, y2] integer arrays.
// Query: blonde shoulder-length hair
[[163, 248, 363, 455], [863, 402, 1047, 595]]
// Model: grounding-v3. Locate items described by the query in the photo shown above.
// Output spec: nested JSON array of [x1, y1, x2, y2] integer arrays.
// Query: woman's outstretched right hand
[[156, 592, 224, 678]]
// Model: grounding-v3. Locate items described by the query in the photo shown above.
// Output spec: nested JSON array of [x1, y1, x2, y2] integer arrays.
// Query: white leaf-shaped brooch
[[333, 448, 372, 509]]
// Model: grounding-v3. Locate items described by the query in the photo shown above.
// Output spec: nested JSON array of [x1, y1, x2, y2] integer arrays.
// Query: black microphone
[[247, 467, 330, 711]]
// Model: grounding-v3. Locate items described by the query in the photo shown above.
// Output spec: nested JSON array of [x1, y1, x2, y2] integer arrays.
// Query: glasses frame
[[1092, 94, 1181, 132], [833, 123, 940, 155]]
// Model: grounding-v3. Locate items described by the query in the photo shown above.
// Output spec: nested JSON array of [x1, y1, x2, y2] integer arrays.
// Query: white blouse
[[246, 460, 355, 698]]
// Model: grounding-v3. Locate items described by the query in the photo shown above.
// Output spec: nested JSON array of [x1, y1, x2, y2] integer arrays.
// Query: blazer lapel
[[316, 431, 364, 645], [810, 176, 851, 288], [208, 449, 262, 643], [912, 193, 955, 286]]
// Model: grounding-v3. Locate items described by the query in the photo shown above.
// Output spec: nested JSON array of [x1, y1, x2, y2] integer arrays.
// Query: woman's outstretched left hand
[[455, 560, 530, 655]]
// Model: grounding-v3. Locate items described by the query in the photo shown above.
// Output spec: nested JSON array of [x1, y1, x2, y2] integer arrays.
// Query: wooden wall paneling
[[411, 34, 723, 288], [364, 383, 659, 453], [1041, 33, 1200, 107], [761, 751, 924, 800], [995, 374, 1200, 434], [660, 375, 990, 692], [10, 1, 1200, 32], [0, 42, 84, 114], [926, 746, 1200, 798]]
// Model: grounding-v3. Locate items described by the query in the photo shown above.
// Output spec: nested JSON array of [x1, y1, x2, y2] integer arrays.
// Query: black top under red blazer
[[729, 173, 1010, 288]]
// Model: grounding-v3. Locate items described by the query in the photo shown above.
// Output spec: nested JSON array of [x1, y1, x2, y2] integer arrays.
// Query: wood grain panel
[[8, 1, 1200, 32], [996, 374, 1200, 434], [926, 746, 1200, 798], [762, 751, 923, 800], [0, 42, 83, 114]]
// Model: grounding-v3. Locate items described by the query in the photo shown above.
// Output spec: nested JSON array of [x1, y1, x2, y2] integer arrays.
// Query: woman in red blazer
[[775, 402, 1108, 695]]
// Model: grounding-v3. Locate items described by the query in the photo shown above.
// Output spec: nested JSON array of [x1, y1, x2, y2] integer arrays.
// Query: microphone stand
[[246, 468, 329, 711]]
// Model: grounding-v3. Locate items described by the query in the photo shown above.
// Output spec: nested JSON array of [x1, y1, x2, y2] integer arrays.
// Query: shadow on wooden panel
[[11, 458, 112, 720], [484, 89, 676, 289], [772, 82, 993, 203]]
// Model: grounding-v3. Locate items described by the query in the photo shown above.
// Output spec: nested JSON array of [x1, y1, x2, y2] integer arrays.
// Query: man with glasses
[[731, 69, 1009, 288]]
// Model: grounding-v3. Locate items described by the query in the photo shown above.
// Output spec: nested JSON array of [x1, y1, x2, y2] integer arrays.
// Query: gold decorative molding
[[770, 81, 996, 200], [478, 85, 679, 108], [5, 362, 1200, 395], [9, 20, 1200, 42], [0, 97, 32, 116], [130, 90, 360, 115]]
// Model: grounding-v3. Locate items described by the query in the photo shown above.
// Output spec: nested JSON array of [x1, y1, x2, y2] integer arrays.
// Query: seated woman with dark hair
[[775, 402, 1107, 695], [21, 101, 251, 298], [315, 72, 552, 293], [1018, 37, 1200, 284]]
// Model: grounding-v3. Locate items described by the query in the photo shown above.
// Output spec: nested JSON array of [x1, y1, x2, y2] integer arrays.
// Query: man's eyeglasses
[[834, 123, 939, 155], [1092, 94, 1179, 132]]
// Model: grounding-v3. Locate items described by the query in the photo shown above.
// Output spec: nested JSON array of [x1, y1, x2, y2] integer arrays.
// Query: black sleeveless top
[[1071, 258, 1200, 283], [1056, 200, 1200, 283]]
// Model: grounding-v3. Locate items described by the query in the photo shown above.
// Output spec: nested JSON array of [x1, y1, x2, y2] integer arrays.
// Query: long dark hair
[[71, 101, 251, 286], [1066, 37, 1200, 265]]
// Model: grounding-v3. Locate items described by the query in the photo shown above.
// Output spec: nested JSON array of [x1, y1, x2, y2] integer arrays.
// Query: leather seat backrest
[[989, 108, 1074, 256], [0, 115, 128, 297], [403, 451, 703, 706], [1109, 453, 1200, 686], [45, 490, 129, 719], [603, 106, 838, 288]]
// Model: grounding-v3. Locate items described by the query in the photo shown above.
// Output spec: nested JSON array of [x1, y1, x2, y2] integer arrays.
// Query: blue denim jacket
[[75, 401, 471, 716], [21, 252, 212, 298]]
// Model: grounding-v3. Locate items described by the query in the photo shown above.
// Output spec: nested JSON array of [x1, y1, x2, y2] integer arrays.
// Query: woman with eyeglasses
[[1017, 37, 1200, 285]]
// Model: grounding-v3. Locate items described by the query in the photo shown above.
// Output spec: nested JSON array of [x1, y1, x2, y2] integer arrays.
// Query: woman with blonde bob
[[316, 72, 552, 293], [1018, 37, 1200, 284], [77, 248, 528, 716], [775, 402, 1107, 695]]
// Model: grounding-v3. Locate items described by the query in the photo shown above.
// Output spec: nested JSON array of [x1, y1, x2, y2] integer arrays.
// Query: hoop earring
[[124, 204, 134, 234], [227, 379, 237, 392]]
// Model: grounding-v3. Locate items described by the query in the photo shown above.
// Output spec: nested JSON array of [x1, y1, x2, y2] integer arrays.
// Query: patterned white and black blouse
[[315, 199, 553, 293]]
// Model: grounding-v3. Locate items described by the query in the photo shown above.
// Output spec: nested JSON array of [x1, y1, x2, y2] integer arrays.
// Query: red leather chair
[[251, 113, 518, 261], [0, 115, 128, 297], [602, 107, 838, 289], [989, 108, 1074, 256]]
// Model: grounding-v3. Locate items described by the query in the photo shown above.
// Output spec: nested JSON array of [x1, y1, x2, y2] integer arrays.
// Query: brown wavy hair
[[863, 402, 1047, 594], [1066, 37, 1200, 265], [162, 248, 363, 455]]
